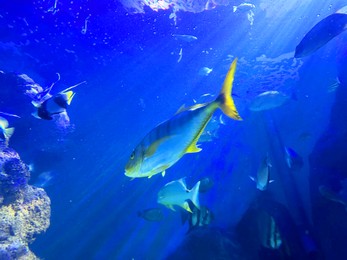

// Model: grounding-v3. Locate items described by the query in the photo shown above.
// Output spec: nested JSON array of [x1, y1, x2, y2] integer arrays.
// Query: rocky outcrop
[[0, 147, 50, 260]]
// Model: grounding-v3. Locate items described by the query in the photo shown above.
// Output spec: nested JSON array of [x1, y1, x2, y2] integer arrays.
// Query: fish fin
[[269, 180, 275, 184], [59, 81, 86, 94], [189, 181, 200, 210], [233, 6, 237, 12], [216, 58, 242, 120], [187, 103, 208, 111], [145, 136, 171, 158], [186, 141, 202, 153], [31, 111, 41, 119], [175, 104, 186, 114], [0, 117, 8, 129], [63, 91, 75, 105], [178, 177, 187, 188], [182, 201, 192, 213], [162, 171, 165, 177], [166, 205, 176, 211], [4, 127, 14, 139], [31, 100, 42, 108], [249, 176, 256, 182]]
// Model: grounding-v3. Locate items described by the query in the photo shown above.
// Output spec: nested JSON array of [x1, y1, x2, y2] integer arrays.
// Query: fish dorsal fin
[[175, 104, 186, 114], [182, 201, 192, 213], [145, 136, 171, 158], [178, 177, 187, 188]]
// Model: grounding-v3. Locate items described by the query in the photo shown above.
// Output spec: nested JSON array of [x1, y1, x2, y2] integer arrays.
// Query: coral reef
[[0, 146, 51, 260]]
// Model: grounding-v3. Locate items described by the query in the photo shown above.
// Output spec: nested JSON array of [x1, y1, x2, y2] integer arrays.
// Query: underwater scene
[[1, 0, 347, 259]]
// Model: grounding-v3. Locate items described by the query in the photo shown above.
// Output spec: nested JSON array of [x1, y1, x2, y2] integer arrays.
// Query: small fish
[[34, 171, 54, 188], [0, 112, 20, 118], [192, 93, 214, 104], [125, 59, 241, 178], [172, 34, 198, 42], [319, 185, 347, 210], [258, 211, 283, 250], [233, 3, 255, 13], [181, 202, 214, 232], [0, 117, 14, 143], [157, 178, 200, 213], [250, 155, 273, 191], [177, 48, 183, 63], [138, 208, 164, 222], [32, 90, 75, 120], [249, 90, 290, 111], [198, 67, 213, 76], [294, 10, 347, 58], [31, 81, 85, 120], [284, 147, 304, 170]]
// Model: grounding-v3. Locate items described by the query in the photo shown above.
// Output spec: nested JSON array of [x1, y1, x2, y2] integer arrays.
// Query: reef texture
[[0, 147, 50, 260]]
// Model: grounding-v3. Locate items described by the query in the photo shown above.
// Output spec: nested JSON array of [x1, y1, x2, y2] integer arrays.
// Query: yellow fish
[[125, 58, 242, 178]]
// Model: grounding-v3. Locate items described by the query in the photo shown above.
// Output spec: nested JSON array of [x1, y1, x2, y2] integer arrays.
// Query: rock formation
[[0, 145, 51, 259]]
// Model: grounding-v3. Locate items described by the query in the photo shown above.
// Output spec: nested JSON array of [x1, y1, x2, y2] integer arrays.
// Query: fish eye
[[130, 151, 135, 160]]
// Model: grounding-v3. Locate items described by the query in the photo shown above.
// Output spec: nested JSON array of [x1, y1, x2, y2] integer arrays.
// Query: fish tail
[[189, 181, 201, 210], [4, 127, 14, 140], [216, 58, 242, 120]]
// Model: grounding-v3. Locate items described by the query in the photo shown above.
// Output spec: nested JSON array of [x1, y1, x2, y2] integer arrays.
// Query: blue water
[[1, 0, 347, 259]]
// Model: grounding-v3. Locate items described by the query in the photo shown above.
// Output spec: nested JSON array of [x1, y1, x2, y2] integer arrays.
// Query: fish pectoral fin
[[182, 201, 192, 213], [269, 180, 275, 184], [162, 171, 166, 177], [4, 127, 14, 139], [186, 141, 202, 153], [166, 205, 176, 211], [145, 136, 172, 158], [249, 176, 256, 182]]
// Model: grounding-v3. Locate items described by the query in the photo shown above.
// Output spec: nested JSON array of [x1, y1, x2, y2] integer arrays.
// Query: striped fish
[[125, 58, 242, 178]]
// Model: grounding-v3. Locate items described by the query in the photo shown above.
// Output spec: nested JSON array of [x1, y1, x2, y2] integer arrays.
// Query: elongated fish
[[294, 10, 347, 58], [125, 59, 242, 178]]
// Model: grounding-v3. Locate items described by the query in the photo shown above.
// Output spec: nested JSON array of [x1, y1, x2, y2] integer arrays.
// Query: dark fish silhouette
[[295, 12, 347, 58], [137, 208, 163, 222]]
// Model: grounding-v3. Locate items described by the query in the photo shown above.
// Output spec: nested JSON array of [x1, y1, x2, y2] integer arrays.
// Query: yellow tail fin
[[216, 58, 242, 120]]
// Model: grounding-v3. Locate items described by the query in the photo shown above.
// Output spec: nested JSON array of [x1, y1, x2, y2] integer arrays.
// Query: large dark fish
[[295, 12, 347, 58]]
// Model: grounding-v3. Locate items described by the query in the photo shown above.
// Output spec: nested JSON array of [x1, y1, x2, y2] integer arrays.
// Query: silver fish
[[157, 178, 200, 213]]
